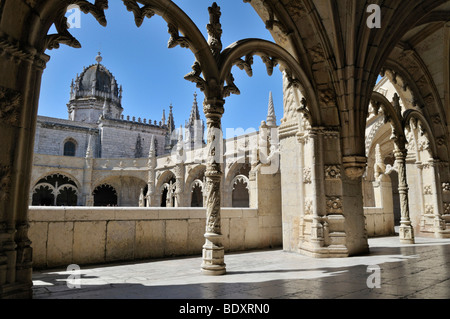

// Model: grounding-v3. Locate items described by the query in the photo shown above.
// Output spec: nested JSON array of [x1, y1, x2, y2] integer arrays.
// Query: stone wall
[[35, 118, 97, 157], [28, 207, 282, 269], [99, 120, 166, 158]]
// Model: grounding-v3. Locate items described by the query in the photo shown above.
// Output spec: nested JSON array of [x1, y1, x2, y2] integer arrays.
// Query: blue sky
[[39, 1, 284, 134]]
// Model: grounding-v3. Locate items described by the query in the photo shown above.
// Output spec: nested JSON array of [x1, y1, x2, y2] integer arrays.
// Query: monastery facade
[[30, 54, 280, 210]]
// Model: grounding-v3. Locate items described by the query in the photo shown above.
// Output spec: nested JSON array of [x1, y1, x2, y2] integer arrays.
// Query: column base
[[399, 224, 415, 244], [201, 232, 226, 276]]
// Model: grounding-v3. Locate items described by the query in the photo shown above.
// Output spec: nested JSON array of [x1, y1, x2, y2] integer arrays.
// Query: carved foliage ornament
[[0, 166, 11, 202], [304, 199, 313, 215], [258, 0, 290, 35], [123, 0, 154, 27], [442, 183, 450, 193], [46, 0, 108, 50], [207, 2, 223, 59], [303, 167, 311, 184], [0, 86, 22, 126], [326, 196, 343, 215], [325, 165, 341, 180], [167, 23, 190, 49], [184, 61, 206, 92]]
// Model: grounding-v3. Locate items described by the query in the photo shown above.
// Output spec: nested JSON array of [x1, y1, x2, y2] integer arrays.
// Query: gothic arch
[[225, 160, 251, 189], [184, 164, 206, 193], [155, 170, 176, 192], [370, 91, 405, 148]]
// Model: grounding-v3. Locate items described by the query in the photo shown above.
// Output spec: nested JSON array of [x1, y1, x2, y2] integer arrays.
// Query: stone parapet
[[28, 207, 281, 269]]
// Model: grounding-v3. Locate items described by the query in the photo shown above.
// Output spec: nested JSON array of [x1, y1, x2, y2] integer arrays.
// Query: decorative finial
[[207, 2, 223, 59], [96, 52, 103, 64], [266, 91, 277, 127]]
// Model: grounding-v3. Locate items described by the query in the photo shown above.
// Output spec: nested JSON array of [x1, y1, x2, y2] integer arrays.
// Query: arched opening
[[388, 170, 401, 227], [32, 185, 54, 206], [232, 176, 249, 208], [93, 184, 118, 207], [191, 182, 203, 207], [31, 174, 79, 206], [159, 173, 176, 207]]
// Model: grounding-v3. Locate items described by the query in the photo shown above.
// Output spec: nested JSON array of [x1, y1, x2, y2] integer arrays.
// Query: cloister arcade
[[0, 0, 448, 298]]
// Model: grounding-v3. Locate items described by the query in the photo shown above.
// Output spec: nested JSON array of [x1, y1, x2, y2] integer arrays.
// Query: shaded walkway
[[32, 236, 450, 299]]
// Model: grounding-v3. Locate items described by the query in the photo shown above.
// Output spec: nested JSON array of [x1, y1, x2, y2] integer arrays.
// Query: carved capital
[[342, 156, 367, 180]]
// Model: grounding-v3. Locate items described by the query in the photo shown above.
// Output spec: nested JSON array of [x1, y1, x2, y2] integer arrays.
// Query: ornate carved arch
[[370, 91, 406, 149], [31, 171, 82, 191], [184, 164, 206, 193], [403, 109, 443, 161], [383, 55, 447, 145], [155, 169, 176, 193]]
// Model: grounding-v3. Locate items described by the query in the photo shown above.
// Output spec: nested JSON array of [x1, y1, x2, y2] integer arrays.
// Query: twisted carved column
[[394, 147, 415, 244], [201, 98, 226, 275]]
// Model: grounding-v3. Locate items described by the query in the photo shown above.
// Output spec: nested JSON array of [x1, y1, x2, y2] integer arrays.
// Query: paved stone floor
[[32, 235, 450, 300]]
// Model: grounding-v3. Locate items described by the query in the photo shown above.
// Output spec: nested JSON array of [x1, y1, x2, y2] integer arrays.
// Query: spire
[[266, 91, 277, 127], [185, 92, 205, 149], [162, 109, 166, 126], [167, 104, 175, 133], [188, 92, 201, 125]]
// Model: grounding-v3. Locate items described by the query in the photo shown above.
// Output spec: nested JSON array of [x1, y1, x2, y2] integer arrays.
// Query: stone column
[[146, 137, 156, 207], [82, 133, 94, 206], [201, 98, 226, 275], [394, 147, 415, 244], [429, 159, 446, 237], [0, 43, 49, 298]]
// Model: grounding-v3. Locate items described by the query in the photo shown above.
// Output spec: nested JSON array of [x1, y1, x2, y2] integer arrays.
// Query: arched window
[[64, 140, 76, 156]]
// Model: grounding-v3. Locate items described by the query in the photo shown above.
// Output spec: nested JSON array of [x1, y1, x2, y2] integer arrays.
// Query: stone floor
[[32, 235, 450, 300]]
